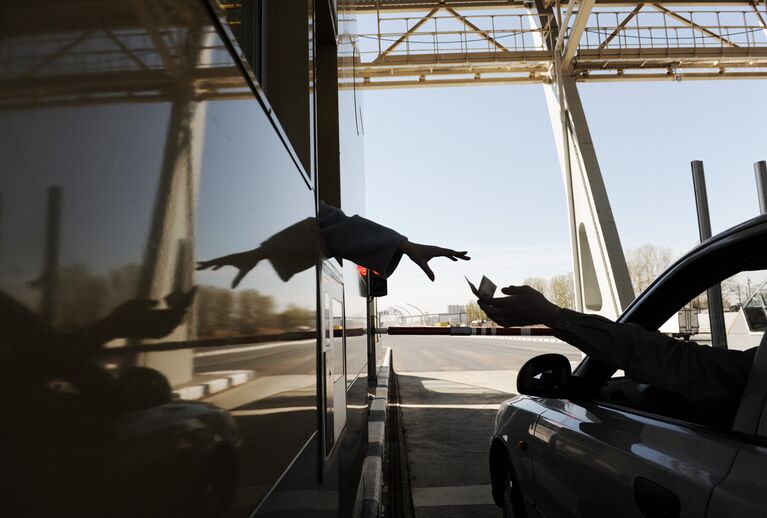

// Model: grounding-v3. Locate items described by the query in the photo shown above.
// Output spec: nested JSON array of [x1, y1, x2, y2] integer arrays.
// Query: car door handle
[[633, 477, 680, 518]]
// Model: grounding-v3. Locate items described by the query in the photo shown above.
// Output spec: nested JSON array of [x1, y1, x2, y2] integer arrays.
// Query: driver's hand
[[478, 285, 561, 327]]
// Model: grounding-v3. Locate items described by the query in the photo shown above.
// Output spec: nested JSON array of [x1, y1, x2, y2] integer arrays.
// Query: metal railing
[[0, 27, 232, 79], [578, 9, 767, 51], [356, 12, 554, 64], [356, 8, 767, 64]]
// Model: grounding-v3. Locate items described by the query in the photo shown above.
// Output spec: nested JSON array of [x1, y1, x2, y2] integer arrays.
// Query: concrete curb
[[172, 369, 254, 400], [353, 347, 392, 518]]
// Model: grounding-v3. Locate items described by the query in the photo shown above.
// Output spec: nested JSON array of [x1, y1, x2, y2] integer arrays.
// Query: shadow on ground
[[398, 372, 517, 518]]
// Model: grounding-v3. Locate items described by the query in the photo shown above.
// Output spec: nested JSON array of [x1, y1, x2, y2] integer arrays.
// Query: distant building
[[447, 304, 465, 314]]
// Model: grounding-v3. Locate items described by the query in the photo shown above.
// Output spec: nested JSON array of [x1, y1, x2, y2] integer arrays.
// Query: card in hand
[[466, 275, 497, 300]]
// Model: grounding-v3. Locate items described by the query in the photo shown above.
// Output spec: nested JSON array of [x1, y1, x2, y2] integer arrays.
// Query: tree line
[[464, 243, 759, 322], [47, 263, 315, 337]]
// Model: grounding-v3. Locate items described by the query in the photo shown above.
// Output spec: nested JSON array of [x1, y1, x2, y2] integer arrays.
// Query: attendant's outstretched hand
[[478, 285, 561, 327], [399, 241, 470, 281], [197, 248, 265, 289]]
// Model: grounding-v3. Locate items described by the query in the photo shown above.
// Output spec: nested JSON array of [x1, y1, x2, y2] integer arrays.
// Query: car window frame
[[569, 215, 767, 432]]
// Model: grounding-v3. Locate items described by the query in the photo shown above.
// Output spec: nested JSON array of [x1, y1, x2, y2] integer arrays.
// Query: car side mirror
[[517, 353, 572, 398]]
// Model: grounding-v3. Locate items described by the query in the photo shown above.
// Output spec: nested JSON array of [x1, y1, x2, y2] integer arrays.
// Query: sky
[[362, 80, 767, 314]]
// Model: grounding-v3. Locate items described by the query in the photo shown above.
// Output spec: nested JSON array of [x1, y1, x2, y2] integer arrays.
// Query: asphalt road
[[383, 334, 580, 518]]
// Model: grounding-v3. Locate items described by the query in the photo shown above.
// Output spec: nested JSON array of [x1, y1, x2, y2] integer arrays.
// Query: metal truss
[[0, 0, 251, 108], [348, 1, 767, 88], [4, 1, 764, 106]]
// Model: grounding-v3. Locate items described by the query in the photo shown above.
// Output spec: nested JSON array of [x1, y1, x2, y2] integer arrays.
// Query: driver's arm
[[553, 309, 754, 408]]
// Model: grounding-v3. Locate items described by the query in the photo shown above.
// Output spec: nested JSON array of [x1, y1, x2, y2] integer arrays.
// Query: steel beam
[[131, 0, 181, 77], [530, 3, 635, 318], [350, 0, 754, 12], [372, 8, 440, 64], [575, 71, 767, 81], [651, 4, 739, 48], [445, 7, 511, 53], [754, 5, 767, 40], [563, 0, 596, 69], [20, 31, 94, 78], [598, 4, 644, 49], [349, 75, 542, 88]]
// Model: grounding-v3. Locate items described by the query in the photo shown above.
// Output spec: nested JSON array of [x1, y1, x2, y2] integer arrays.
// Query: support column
[[691, 161, 727, 349], [755, 160, 767, 214], [132, 24, 211, 386], [529, 4, 634, 318], [40, 186, 62, 325]]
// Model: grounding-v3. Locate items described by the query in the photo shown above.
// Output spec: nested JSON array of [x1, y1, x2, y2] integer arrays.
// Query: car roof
[[619, 213, 767, 329]]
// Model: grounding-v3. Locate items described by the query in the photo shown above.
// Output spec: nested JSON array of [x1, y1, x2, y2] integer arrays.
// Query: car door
[[706, 332, 767, 517], [527, 222, 767, 518], [530, 398, 742, 518]]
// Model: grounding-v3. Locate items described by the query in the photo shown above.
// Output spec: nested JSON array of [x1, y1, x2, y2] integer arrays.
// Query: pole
[[691, 161, 727, 349], [406, 303, 426, 325], [555, 46, 583, 313], [755, 161, 767, 214], [40, 186, 62, 325]]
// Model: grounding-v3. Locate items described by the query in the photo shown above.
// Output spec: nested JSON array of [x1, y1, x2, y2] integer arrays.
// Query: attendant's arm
[[197, 203, 469, 286], [319, 201, 469, 280], [319, 202, 407, 278]]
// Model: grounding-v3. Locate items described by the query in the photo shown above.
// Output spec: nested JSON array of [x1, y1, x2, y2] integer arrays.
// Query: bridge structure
[[346, 0, 767, 318], [2, 0, 766, 318]]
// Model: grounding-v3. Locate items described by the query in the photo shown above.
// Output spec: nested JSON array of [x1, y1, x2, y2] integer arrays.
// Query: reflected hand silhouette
[[399, 241, 470, 281], [478, 285, 561, 327], [196, 248, 265, 288], [94, 287, 196, 341]]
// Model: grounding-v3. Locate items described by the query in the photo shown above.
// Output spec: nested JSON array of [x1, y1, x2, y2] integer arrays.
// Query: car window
[[597, 269, 767, 428]]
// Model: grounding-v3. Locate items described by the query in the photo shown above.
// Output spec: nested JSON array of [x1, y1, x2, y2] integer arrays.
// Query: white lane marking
[[202, 370, 254, 386], [412, 485, 495, 507], [420, 379, 501, 394], [397, 370, 519, 395], [232, 406, 316, 417], [194, 339, 314, 358], [397, 403, 500, 410]]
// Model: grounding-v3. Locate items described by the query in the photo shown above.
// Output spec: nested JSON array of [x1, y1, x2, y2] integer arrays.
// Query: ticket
[[466, 275, 497, 300]]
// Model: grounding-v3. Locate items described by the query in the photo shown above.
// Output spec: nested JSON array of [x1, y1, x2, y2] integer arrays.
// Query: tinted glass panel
[[0, 2, 317, 516]]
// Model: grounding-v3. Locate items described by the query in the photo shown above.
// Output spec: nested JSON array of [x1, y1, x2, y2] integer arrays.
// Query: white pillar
[[529, 6, 634, 318]]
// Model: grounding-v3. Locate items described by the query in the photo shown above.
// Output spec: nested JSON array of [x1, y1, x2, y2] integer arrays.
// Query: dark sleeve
[[318, 201, 407, 278], [260, 217, 321, 282], [552, 309, 754, 406]]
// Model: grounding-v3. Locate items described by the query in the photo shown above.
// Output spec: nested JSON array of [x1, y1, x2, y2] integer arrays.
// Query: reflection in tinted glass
[[0, 1, 317, 516], [745, 282, 767, 332]]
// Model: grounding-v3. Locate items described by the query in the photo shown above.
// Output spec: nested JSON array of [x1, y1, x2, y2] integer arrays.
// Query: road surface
[[383, 334, 580, 518]]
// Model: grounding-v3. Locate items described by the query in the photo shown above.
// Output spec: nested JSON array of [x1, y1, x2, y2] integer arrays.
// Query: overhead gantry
[[346, 0, 767, 318]]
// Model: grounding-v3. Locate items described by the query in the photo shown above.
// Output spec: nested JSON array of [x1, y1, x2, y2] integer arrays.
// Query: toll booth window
[[217, 0, 312, 176]]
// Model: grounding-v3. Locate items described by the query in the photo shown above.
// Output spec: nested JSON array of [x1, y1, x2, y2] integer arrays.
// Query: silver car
[[490, 214, 767, 518]]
